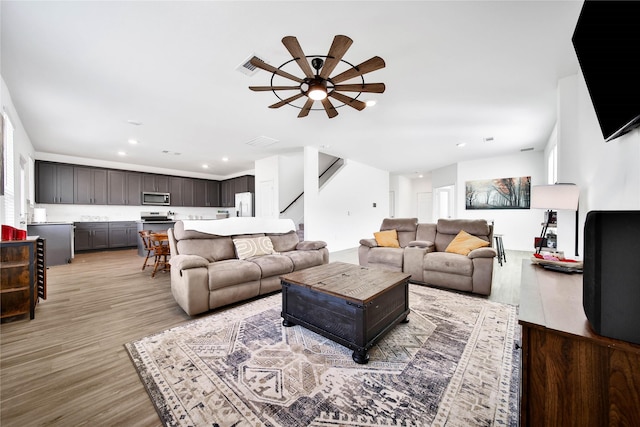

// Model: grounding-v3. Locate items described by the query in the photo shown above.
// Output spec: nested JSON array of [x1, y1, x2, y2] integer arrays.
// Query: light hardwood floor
[[1, 248, 528, 426]]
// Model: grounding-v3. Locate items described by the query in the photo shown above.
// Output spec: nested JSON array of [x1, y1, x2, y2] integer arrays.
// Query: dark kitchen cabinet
[[36, 161, 74, 204], [108, 170, 142, 205], [169, 177, 196, 207], [142, 174, 169, 193], [195, 179, 220, 207], [108, 222, 138, 248], [74, 222, 109, 251], [220, 175, 254, 207], [74, 166, 108, 205]]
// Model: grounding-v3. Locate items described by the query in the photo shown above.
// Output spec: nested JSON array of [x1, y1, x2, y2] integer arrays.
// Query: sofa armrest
[[296, 240, 327, 251], [468, 247, 497, 259], [169, 254, 209, 270], [407, 240, 434, 249], [359, 238, 378, 248]]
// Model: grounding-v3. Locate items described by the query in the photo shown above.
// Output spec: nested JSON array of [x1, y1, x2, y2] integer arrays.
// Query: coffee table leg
[[352, 349, 369, 364]]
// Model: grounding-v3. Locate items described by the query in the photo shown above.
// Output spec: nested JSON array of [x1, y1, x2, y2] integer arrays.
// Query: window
[[2, 111, 15, 226]]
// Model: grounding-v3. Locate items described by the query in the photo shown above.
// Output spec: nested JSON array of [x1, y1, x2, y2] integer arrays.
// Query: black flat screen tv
[[572, 1, 640, 142], [583, 211, 640, 345]]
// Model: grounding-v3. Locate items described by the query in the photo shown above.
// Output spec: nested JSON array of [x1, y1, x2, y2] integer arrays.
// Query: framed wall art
[[465, 176, 531, 210]]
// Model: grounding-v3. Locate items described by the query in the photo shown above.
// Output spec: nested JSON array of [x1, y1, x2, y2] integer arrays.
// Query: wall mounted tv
[[572, 1, 640, 142]]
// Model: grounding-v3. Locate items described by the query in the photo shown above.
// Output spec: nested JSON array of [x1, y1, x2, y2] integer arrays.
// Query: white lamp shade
[[531, 184, 580, 210]]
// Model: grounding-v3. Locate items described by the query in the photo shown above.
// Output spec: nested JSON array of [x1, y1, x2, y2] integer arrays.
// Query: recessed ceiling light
[[365, 100, 377, 107], [128, 138, 138, 145], [456, 142, 467, 148], [222, 157, 229, 162], [202, 164, 209, 169], [117, 151, 126, 156]]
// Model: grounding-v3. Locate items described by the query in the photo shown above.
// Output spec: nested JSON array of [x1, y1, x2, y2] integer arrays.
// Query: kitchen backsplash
[[33, 204, 232, 223]]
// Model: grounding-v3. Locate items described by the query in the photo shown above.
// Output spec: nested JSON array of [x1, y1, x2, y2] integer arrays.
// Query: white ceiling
[[1, 1, 583, 179]]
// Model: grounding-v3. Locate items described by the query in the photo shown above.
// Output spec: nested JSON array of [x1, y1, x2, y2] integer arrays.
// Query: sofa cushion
[[176, 236, 236, 262], [169, 254, 209, 270], [445, 230, 490, 256], [380, 217, 418, 248], [233, 236, 277, 260], [374, 229, 400, 248], [249, 254, 294, 277], [424, 252, 473, 276], [268, 230, 300, 252], [207, 259, 262, 291], [284, 249, 326, 271], [367, 247, 404, 270], [296, 240, 327, 250]]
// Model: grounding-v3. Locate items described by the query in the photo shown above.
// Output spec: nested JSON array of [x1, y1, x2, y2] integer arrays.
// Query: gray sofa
[[167, 220, 329, 315], [359, 218, 496, 295]]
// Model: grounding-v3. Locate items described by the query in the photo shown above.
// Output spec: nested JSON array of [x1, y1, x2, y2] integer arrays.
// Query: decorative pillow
[[374, 229, 400, 248], [232, 237, 277, 260], [445, 230, 490, 256]]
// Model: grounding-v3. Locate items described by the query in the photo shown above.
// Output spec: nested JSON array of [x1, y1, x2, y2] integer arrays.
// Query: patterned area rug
[[126, 285, 520, 426]]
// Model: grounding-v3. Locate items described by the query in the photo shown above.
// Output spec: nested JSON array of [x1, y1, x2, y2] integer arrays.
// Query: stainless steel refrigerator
[[235, 192, 254, 217]]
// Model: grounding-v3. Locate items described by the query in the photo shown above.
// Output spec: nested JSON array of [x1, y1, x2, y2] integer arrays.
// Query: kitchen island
[[27, 222, 74, 266]]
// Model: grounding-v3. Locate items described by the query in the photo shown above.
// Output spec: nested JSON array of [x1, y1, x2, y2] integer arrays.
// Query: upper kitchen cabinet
[[194, 179, 220, 207], [220, 175, 254, 207], [108, 170, 142, 205], [168, 176, 196, 207], [74, 166, 108, 205], [35, 161, 74, 204], [142, 174, 169, 193]]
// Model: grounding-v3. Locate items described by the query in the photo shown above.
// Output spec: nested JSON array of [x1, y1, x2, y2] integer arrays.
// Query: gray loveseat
[[359, 218, 496, 295], [167, 219, 329, 315]]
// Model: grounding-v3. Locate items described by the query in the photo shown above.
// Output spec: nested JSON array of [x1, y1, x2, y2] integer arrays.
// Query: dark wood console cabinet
[[1, 238, 46, 320], [519, 261, 640, 426]]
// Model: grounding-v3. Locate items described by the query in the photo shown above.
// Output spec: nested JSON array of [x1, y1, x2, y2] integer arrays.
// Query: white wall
[[278, 152, 304, 225], [457, 151, 545, 251], [556, 73, 640, 256], [304, 147, 389, 252], [1, 76, 36, 228], [389, 174, 413, 218]]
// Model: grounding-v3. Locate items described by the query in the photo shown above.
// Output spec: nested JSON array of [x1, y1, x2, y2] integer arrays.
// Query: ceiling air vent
[[236, 54, 267, 77], [520, 147, 535, 152], [246, 136, 279, 148]]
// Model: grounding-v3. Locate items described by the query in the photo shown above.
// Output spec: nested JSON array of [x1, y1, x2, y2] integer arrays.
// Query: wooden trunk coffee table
[[280, 262, 411, 364]]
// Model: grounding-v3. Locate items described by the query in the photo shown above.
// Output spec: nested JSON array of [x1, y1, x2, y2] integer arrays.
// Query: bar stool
[[138, 230, 153, 270], [149, 233, 171, 278], [494, 234, 506, 266]]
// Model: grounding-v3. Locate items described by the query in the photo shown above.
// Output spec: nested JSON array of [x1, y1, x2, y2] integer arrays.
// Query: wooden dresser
[[1, 237, 46, 320], [519, 260, 640, 426]]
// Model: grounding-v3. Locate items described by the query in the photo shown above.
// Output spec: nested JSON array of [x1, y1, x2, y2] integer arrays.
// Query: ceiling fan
[[249, 35, 386, 118]]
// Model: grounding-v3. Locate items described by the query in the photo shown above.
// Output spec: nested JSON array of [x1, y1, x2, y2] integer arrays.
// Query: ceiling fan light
[[308, 85, 327, 100]]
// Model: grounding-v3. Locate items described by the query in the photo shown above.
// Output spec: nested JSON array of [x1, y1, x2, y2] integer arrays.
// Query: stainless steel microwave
[[142, 192, 170, 206]]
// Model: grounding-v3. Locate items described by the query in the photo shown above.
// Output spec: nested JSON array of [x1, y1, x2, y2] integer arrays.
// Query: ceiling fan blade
[[282, 36, 315, 79], [330, 56, 386, 84], [332, 83, 386, 93], [250, 57, 304, 83], [249, 85, 300, 92], [329, 92, 367, 111], [269, 92, 305, 109], [321, 97, 338, 118], [298, 98, 314, 118], [319, 35, 353, 79]]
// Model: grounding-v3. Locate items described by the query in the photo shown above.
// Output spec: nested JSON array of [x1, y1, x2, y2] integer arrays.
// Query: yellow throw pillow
[[374, 229, 400, 248], [445, 230, 490, 255]]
